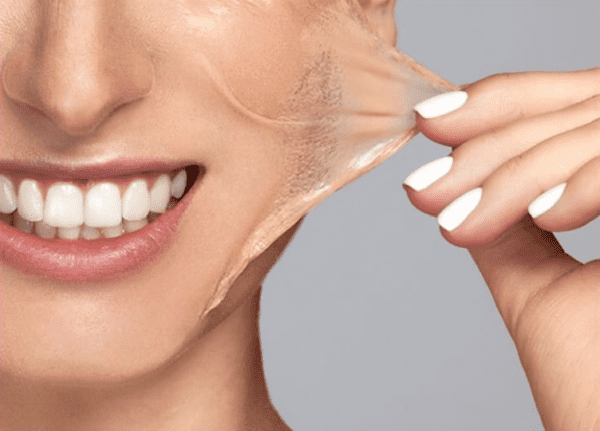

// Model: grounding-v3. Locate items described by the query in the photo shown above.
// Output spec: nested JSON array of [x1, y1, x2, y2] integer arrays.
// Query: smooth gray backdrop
[[261, 1, 599, 430]]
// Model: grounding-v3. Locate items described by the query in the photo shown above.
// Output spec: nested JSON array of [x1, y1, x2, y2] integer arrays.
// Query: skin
[[0, 0, 398, 430], [407, 69, 600, 430], [5, 0, 595, 428]]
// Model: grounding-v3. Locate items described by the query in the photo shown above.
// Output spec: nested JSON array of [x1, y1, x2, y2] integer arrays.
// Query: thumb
[[415, 67, 600, 146], [466, 213, 580, 338]]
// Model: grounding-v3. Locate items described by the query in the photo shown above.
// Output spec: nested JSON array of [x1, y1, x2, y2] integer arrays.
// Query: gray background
[[261, 1, 599, 430]]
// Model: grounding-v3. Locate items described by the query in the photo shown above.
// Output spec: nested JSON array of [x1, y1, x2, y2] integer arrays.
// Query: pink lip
[[0, 160, 203, 283], [0, 158, 196, 181]]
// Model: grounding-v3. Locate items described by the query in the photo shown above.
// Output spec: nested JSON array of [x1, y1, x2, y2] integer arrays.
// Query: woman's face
[[1, 0, 453, 386], [0, 0, 399, 382]]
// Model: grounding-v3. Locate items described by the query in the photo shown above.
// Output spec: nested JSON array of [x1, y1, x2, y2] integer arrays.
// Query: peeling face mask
[[197, 0, 457, 314], [0, 0, 457, 311]]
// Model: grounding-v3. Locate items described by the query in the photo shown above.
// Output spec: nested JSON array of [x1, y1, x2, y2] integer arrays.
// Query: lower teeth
[[0, 197, 180, 240]]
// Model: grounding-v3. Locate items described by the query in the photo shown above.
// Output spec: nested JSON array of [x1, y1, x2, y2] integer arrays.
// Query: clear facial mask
[[1, 1, 456, 303], [197, 0, 458, 316]]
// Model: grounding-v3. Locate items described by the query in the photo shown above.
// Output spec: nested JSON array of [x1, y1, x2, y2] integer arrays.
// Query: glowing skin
[[0, 0, 454, 429]]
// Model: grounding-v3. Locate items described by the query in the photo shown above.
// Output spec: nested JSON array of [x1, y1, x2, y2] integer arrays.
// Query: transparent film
[[197, 0, 458, 314]]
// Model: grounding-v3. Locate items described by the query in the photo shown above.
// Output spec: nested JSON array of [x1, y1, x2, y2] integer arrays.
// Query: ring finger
[[530, 154, 600, 233]]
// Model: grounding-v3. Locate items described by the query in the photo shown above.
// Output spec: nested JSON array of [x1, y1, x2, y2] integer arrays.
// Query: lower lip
[[0, 176, 201, 284]]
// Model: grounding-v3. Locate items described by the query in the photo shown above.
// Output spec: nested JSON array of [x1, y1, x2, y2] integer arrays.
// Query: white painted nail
[[528, 183, 567, 219], [438, 187, 483, 232], [404, 156, 453, 192], [414, 91, 468, 119]]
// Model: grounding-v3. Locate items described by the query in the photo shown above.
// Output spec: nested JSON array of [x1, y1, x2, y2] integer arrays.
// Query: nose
[[2, 1, 154, 136]]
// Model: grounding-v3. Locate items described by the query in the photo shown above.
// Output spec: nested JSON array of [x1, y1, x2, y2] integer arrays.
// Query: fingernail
[[528, 183, 567, 219], [438, 187, 483, 232], [404, 156, 453, 192], [414, 91, 469, 119]]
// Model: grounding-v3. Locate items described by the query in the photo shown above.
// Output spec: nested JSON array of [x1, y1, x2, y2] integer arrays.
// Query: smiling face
[[0, 0, 453, 385]]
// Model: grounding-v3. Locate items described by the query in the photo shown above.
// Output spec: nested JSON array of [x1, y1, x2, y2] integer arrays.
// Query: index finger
[[416, 67, 600, 146]]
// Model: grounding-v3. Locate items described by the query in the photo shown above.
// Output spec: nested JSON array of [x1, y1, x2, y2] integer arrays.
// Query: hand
[[403, 68, 600, 430]]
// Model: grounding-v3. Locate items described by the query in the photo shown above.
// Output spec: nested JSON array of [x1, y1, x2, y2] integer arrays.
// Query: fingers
[[405, 68, 599, 354], [415, 67, 600, 146], [405, 94, 600, 218], [532, 154, 600, 232], [438, 117, 600, 247]]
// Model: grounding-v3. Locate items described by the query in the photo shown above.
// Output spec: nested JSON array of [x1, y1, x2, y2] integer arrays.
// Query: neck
[[1, 287, 291, 431]]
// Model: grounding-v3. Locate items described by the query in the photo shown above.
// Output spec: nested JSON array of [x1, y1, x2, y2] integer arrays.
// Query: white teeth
[[102, 223, 124, 239], [81, 225, 101, 240], [0, 175, 18, 214], [122, 179, 150, 221], [0, 169, 193, 240], [14, 211, 34, 233], [58, 226, 82, 240], [18, 180, 44, 222], [150, 174, 171, 214], [124, 218, 148, 233], [35, 220, 57, 239], [45, 183, 85, 228], [171, 170, 187, 199], [85, 183, 122, 228]]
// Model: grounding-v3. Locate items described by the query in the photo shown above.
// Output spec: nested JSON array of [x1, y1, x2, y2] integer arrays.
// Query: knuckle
[[586, 94, 600, 113], [588, 116, 600, 132], [487, 72, 518, 86], [510, 103, 528, 123], [493, 153, 544, 194], [483, 73, 529, 121], [497, 153, 528, 178], [481, 127, 505, 148], [485, 71, 529, 90]]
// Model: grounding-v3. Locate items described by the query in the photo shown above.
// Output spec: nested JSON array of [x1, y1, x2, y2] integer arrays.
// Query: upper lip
[[0, 159, 198, 181]]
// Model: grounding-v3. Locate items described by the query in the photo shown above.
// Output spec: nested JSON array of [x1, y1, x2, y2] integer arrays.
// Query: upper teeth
[[0, 169, 188, 229]]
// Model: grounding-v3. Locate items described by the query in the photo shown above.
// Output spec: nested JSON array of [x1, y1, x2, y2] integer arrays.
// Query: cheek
[[205, 11, 306, 120]]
